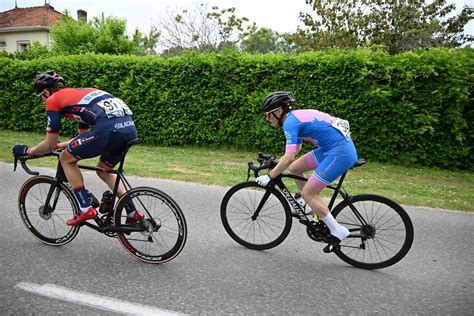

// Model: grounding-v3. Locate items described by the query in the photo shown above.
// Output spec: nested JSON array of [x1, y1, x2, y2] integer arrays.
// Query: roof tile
[[0, 5, 63, 28]]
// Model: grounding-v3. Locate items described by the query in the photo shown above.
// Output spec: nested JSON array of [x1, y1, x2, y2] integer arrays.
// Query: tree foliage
[[50, 11, 159, 55], [240, 27, 296, 53], [293, 0, 474, 54]]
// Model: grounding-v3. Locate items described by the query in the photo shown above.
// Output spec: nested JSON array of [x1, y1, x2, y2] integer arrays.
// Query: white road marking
[[15, 282, 185, 316]]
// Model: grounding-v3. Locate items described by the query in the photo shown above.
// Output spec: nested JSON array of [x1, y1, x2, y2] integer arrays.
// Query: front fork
[[251, 187, 273, 220], [42, 182, 63, 216]]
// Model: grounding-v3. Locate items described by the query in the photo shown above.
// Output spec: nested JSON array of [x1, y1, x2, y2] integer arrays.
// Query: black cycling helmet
[[33, 70, 65, 95], [261, 91, 295, 113]]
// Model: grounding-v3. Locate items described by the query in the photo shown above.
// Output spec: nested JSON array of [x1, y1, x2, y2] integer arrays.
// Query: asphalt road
[[0, 162, 472, 315]]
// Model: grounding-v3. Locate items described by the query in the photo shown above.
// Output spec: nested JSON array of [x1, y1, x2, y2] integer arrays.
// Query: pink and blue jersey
[[283, 109, 350, 154], [283, 109, 357, 189]]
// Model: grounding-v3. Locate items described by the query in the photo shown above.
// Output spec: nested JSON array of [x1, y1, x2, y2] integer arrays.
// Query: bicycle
[[220, 153, 414, 269], [14, 139, 187, 264]]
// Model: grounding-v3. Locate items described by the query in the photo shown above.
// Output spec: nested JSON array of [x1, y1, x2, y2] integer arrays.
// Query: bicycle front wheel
[[220, 181, 292, 250], [114, 187, 187, 264], [332, 194, 414, 269], [18, 176, 80, 245]]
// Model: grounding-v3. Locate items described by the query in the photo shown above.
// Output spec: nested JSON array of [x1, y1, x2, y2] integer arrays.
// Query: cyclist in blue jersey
[[256, 91, 358, 247]]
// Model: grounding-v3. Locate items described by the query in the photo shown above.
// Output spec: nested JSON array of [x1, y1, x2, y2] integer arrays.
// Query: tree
[[156, 3, 253, 54], [240, 27, 297, 53], [132, 26, 161, 56], [50, 12, 96, 54], [294, 0, 474, 54], [50, 11, 159, 55]]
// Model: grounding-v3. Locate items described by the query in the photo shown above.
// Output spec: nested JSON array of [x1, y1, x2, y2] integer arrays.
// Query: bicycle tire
[[18, 176, 80, 246], [220, 181, 292, 250], [114, 187, 187, 264], [332, 194, 414, 269]]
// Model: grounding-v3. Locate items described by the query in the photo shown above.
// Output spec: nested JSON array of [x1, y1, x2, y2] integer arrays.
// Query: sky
[[1, 0, 473, 37]]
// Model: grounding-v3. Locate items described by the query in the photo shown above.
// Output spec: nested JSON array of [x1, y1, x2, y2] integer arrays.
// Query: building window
[[0, 41, 6, 51], [17, 40, 30, 52]]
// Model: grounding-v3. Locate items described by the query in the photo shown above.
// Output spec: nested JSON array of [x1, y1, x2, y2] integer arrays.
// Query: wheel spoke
[[333, 195, 413, 269], [221, 183, 292, 250], [116, 188, 187, 263], [19, 177, 79, 245]]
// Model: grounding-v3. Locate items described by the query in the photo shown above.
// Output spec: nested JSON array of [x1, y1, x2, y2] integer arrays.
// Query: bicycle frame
[[34, 155, 131, 233], [15, 139, 151, 235], [254, 170, 371, 236]]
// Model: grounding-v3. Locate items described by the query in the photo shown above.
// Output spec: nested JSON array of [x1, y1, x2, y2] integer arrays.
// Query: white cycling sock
[[321, 212, 349, 240]]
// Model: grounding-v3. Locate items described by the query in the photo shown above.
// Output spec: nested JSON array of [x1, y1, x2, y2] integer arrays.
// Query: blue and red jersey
[[45, 88, 133, 134]]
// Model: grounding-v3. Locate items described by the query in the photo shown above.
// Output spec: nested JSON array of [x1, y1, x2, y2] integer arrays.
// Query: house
[[0, 2, 63, 53]]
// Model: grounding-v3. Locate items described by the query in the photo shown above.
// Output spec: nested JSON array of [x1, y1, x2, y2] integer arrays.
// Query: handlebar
[[13, 150, 62, 176], [247, 152, 278, 180]]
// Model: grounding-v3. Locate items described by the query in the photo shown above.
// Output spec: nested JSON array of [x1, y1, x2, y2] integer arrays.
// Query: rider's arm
[[28, 132, 59, 155], [267, 116, 301, 179], [268, 152, 297, 180], [28, 107, 61, 154]]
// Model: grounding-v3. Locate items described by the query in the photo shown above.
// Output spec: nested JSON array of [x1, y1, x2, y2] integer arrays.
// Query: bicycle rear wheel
[[114, 187, 187, 264], [220, 181, 292, 250], [18, 176, 80, 245], [332, 194, 414, 269]]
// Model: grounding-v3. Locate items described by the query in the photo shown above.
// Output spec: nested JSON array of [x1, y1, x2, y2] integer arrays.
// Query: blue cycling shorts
[[305, 139, 358, 190], [66, 117, 137, 167]]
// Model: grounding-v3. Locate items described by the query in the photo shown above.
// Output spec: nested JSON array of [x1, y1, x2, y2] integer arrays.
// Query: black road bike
[[14, 139, 187, 264], [220, 153, 414, 269]]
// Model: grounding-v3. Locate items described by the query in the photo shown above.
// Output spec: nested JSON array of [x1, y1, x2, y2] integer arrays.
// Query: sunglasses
[[264, 108, 279, 120], [36, 90, 47, 100]]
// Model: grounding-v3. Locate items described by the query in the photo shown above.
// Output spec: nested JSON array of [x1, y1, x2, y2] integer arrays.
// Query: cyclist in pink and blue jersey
[[256, 91, 358, 248]]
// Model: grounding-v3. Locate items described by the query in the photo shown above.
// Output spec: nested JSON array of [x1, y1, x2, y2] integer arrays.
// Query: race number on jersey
[[96, 98, 133, 118], [331, 118, 351, 141]]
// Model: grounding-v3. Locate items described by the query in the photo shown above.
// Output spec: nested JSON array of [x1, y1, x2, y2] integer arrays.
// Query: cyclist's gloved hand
[[12, 144, 29, 156], [256, 174, 271, 186]]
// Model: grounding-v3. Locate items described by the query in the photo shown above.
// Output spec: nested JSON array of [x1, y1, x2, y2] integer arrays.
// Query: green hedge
[[0, 48, 472, 169]]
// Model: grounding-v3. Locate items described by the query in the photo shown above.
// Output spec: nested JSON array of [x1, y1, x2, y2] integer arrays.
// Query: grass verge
[[1, 129, 472, 212]]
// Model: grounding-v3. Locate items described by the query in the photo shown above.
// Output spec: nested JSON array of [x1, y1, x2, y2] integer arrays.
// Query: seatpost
[[116, 147, 130, 174], [328, 171, 347, 210], [111, 147, 129, 197]]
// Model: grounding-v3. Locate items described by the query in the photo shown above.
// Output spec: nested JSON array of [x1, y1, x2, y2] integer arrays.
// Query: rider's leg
[[96, 160, 126, 197], [60, 150, 97, 225], [97, 129, 142, 222], [95, 160, 138, 214], [60, 149, 83, 189], [61, 130, 110, 225], [300, 180, 349, 241], [302, 141, 357, 240], [289, 151, 318, 191]]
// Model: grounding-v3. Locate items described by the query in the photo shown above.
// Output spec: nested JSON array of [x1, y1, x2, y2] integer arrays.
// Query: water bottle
[[294, 192, 305, 208], [294, 192, 313, 216], [99, 191, 114, 214]]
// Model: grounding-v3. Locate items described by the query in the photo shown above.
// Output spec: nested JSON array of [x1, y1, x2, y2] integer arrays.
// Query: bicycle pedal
[[323, 243, 340, 253], [323, 235, 342, 253]]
